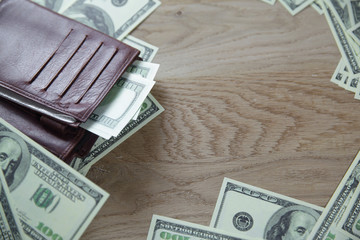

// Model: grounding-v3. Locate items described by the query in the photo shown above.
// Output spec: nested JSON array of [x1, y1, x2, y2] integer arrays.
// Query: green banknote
[[211, 178, 323, 240], [147, 215, 257, 240]]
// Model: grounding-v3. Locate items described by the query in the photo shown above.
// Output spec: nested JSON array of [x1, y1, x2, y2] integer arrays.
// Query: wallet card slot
[[59, 45, 119, 103], [29, 29, 74, 84], [59, 42, 106, 98], [34, 32, 88, 91], [46, 38, 103, 97]]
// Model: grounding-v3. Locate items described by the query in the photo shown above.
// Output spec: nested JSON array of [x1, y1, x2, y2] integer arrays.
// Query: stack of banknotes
[[147, 151, 360, 240], [0, 118, 109, 239], [262, 0, 360, 101], [32, 0, 165, 175]]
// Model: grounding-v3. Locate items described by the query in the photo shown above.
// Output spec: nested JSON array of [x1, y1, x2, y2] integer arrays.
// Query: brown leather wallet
[[0, 0, 140, 163]]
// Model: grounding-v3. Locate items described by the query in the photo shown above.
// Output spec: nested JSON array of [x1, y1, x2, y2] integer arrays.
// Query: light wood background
[[82, 1, 360, 239]]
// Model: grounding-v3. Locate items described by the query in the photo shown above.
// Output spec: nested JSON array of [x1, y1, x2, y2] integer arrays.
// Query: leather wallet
[[0, 0, 140, 163]]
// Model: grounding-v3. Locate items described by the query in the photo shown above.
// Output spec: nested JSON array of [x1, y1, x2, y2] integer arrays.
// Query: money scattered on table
[[147, 215, 257, 240], [0, 170, 26, 240], [0, 118, 109, 240], [210, 178, 323, 239], [261, 0, 360, 100]]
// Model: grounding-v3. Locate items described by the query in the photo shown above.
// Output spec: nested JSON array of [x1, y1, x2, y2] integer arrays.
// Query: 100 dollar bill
[[0, 118, 109, 240], [147, 215, 257, 240], [210, 178, 323, 239]]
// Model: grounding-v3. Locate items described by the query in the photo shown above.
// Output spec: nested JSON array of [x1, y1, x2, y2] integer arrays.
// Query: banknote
[[348, 23, 360, 46], [126, 60, 159, 120], [123, 35, 159, 62], [345, 75, 359, 93], [307, 151, 360, 240], [210, 178, 323, 240], [338, 177, 360, 239], [279, 0, 315, 15], [0, 118, 109, 240], [322, 0, 360, 76], [0, 170, 26, 240], [71, 93, 164, 173], [126, 61, 159, 82], [147, 215, 257, 240], [325, 0, 354, 29], [62, 0, 161, 40], [80, 72, 155, 139], [331, 59, 348, 85], [349, 0, 360, 25]]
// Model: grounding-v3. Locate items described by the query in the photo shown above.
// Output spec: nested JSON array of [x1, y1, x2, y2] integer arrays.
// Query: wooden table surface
[[81, 1, 360, 239]]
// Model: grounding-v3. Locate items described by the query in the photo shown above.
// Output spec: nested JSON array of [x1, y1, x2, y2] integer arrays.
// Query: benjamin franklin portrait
[[0, 132, 31, 191], [264, 205, 321, 240]]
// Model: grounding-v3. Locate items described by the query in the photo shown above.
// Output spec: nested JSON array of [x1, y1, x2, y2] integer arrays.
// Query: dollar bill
[[279, 0, 315, 16], [147, 215, 257, 240], [123, 35, 159, 62], [210, 178, 323, 240], [126, 61, 159, 82], [71, 93, 164, 173], [307, 151, 360, 240], [80, 72, 155, 139], [325, 0, 354, 29], [337, 174, 360, 238], [331, 58, 348, 85], [0, 118, 109, 240], [62, 0, 161, 40], [322, 0, 360, 76], [0, 170, 26, 240]]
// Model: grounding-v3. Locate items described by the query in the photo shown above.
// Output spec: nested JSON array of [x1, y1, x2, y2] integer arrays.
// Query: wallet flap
[[0, 0, 140, 123]]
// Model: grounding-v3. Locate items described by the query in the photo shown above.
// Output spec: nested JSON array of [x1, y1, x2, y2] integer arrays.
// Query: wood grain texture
[[81, 1, 360, 239]]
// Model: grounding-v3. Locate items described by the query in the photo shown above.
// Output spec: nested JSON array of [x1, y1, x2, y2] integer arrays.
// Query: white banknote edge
[[81, 73, 155, 139]]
